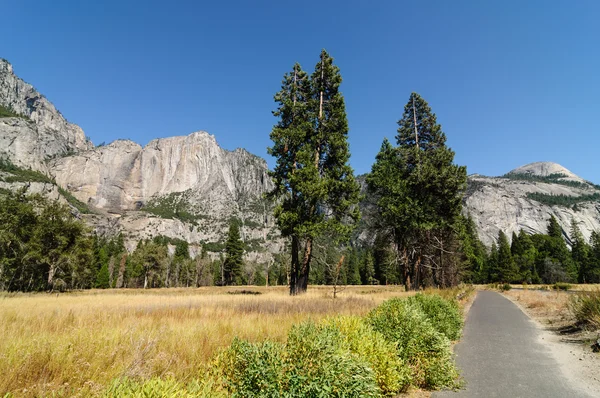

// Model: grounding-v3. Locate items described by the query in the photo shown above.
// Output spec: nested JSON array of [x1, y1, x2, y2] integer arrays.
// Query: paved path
[[435, 290, 592, 398]]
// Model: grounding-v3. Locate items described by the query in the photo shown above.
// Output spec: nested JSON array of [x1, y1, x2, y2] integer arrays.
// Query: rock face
[[464, 162, 600, 247], [50, 131, 276, 253], [0, 58, 278, 257], [0, 59, 92, 170]]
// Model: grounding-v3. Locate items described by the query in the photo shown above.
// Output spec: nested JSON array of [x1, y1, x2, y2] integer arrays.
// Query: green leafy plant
[[213, 338, 285, 397], [407, 294, 463, 341], [367, 298, 459, 389], [324, 316, 412, 395], [283, 321, 380, 397]]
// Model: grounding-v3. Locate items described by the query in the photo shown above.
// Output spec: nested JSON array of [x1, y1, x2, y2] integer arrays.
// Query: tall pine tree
[[223, 220, 244, 286], [268, 50, 360, 295], [367, 93, 467, 289]]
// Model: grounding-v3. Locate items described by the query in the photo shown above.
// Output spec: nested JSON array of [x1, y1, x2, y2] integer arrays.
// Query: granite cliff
[[464, 162, 600, 246]]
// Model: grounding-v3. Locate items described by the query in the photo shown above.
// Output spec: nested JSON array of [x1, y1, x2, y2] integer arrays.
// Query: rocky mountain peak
[[0, 59, 12, 74], [0, 59, 92, 170], [508, 162, 582, 181]]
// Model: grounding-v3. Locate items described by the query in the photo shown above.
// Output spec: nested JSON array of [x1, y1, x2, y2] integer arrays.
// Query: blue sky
[[1, 1, 599, 182]]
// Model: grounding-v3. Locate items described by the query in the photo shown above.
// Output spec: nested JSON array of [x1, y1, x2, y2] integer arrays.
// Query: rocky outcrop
[[50, 131, 273, 215], [465, 162, 600, 247], [50, 131, 276, 253], [0, 59, 92, 170]]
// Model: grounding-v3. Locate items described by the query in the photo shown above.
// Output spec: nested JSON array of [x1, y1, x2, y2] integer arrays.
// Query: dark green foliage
[[95, 263, 110, 288], [459, 215, 488, 283], [552, 282, 571, 291], [0, 190, 94, 292], [223, 220, 244, 285], [366, 93, 467, 289], [0, 104, 29, 120], [570, 219, 591, 283], [268, 51, 361, 295], [143, 192, 200, 224], [500, 283, 512, 291], [526, 192, 600, 207], [497, 230, 519, 283], [130, 240, 168, 288], [502, 172, 599, 190], [367, 298, 459, 389], [0, 158, 53, 184], [57, 186, 92, 214], [407, 294, 463, 341]]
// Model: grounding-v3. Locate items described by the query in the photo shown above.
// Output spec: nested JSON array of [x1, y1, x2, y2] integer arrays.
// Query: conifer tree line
[[466, 215, 600, 284]]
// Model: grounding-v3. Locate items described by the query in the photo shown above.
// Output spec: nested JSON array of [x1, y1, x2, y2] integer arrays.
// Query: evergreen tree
[[459, 215, 487, 283], [570, 219, 590, 283], [512, 230, 537, 283], [95, 263, 110, 288], [223, 220, 244, 285], [547, 215, 562, 239], [360, 250, 376, 285], [487, 243, 499, 283], [345, 249, 362, 285], [268, 50, 361, 295], [497, 230, 518, 282], [367, 93, 467, 289], [589, 232, 600, 283]]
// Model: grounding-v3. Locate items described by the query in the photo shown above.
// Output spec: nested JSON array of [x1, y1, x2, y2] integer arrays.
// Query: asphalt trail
[[434, 290, 592, 398]]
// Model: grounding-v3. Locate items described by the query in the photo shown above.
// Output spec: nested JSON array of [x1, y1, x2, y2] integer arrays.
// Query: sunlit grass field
[[0, 285, 423, 397]]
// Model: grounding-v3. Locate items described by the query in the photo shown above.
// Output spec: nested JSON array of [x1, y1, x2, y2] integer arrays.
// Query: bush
[[500, 283, 511, 291], [407, 294, 463, 341], [213, 338, 285, 397], [569, 289, 600, 328], [103, 377, 221, 398], [367, 298, 459, 389], [324, 316, 412, 395], [552, 282, 571, 291], [283, 321, 381, 397]]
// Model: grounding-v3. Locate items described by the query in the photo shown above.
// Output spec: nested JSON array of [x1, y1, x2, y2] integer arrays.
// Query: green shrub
[[500, 283, 511, 291], [103, 377, 221, 398], [213, 338, 285, 397], [407, 294, 463, 341], [552, 282, 571, 291], [283, 321, 381, 397], [325, 316, 412, 395], [367, 298, 459, 389], [569, 289, 600, 328]]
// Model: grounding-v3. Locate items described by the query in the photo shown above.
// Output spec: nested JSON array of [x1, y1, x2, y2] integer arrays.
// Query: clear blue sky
[[2, 1, 599, 182]]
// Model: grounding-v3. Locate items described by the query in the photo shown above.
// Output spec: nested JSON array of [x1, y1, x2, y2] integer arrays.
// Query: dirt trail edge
[[434, 290, 595, 398]]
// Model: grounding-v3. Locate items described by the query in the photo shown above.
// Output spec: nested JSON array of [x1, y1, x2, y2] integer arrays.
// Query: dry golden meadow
[[0, 285, 424, 397]]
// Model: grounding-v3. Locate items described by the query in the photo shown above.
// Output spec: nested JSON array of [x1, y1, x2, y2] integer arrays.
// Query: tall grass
[[0, 286, 411, 397], [569, 288, 600, 329]]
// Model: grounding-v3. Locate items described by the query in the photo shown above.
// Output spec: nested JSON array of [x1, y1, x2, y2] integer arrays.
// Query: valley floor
[[1, 285, 421, 397]]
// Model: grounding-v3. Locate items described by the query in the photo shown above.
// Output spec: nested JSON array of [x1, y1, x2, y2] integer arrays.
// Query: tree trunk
[[47, 263, 56, 291], [116, 254, 126, 288], [296, 238, 313, 294], [108, 256, 115, 288], [289, 235, 300, 295]]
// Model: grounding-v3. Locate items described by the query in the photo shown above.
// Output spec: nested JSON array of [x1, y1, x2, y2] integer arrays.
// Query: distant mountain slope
[[464, 162, 600, 246], [0, 59, 92, 171], [0, 59, 279, 256]]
